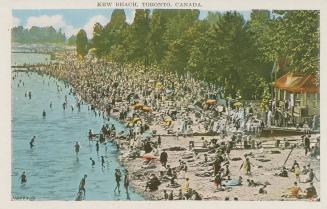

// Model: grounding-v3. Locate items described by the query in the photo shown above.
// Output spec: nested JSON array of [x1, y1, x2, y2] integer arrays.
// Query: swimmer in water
[[30, 136, 36, 148], [50, 102, 53, 109], [42, 110, 46, 118], [90, 158, 95, 168]]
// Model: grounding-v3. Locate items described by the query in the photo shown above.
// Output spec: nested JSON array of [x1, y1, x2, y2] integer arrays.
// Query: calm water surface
[[11, 52, 144, 200]]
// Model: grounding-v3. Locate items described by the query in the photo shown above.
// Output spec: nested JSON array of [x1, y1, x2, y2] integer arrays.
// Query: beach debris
[[166, 146, 187, 151], [270, 150, 281, 154], [256, 158, 271, 162], [195, 172, 212, 177], [182, 153, 194, 159], [231, 157, 242, 161]]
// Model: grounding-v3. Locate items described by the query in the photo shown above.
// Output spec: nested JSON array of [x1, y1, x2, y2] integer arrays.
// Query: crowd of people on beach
[[14, 52, 320, 201]]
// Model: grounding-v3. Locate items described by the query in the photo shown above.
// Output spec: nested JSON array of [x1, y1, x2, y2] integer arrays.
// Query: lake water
[[11, 52, 144, 200]]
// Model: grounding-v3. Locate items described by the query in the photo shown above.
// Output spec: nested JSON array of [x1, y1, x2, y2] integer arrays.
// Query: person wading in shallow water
[[90, 158, 95, 168], [19, 171, 27, 185], [101, 156, 105, 168], [30, 136, 36, 149], [96, 141, 100, 155], [78, 175, 87, 198], [114, 169, 121, 193], [74, 142, 80, 157], [124, 170, 130, 194]]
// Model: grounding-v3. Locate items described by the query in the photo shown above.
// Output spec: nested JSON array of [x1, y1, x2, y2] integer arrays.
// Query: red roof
[[274, 72, 318, 93]]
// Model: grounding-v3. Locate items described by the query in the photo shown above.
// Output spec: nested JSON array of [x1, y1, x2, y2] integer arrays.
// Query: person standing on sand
[[304, 135, 311, 156], [240, 158, 253, 175], [160, 149, 168, 168], [214, 172, 222, 189], [294, 165, 301, 182], [182, 178, 190, 195]]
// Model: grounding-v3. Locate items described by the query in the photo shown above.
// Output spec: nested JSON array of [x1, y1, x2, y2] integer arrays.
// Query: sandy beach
[[117, 132, 320, 201]]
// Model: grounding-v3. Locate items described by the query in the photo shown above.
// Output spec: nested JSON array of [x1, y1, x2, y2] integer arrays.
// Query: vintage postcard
[[0, 0, 326, 209]]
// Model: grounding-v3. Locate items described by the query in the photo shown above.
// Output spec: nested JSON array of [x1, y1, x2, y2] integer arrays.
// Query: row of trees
[[75, 9, 319, 100], [12, 26, 66, 44]]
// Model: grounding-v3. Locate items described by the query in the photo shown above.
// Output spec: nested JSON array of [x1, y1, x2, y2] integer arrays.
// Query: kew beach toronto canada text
[[11, 7, 320, 201]]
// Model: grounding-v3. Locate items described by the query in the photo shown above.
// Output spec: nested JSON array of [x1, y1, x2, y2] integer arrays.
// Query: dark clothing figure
[[114, 169, 121, 193], [214, 172, 222, 188], [79, 175, 87, 197], [90, 158, 95, 168], [304, 136, 311, 155], [101, 156, 105, 168], [158, 136, 161, 147], [213, 159, 221, 176], [166, 167, 173, 177], [168, 191, 174, 200], [145, 175, 161, 191], [278, 167, 288, 177], [160, 150, 168, 167], [75, 142, 80, 155], [30, 136, 36, 148], [144, 141, 152, 153], [306, 185, 317, 198], [163, 190, 168, 200], [124, 171, 130, 193], [96, 141, 100, 153], [20, 172, 27, 184]]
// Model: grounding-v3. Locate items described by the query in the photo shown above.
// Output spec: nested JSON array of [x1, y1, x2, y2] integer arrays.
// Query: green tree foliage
[[101, 9, 128, 61], [125, 9, 151, 64], [76, 29, 88, 58], [67, 35, 76, 45], [90, 22, 105, 57], [249, 10, 319, 75], [86, 9, 319, 100], [11, 26, 65, 43]]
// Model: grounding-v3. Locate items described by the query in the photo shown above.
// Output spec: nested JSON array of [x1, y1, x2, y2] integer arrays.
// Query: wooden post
[[282, 146, 294, 167]]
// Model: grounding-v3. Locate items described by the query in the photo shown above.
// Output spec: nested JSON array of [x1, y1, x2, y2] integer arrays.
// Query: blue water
[[11, 53, 144, 200]]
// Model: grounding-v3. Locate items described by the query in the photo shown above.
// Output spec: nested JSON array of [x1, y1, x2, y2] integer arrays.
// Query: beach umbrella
[[234, 102, 242, 106], [133, 103, 144, 110], [156, 82, 162, 89], [164, 116, 172, 122], [142, 153, 156, 160], [206, 99, 217, 105], [142, 106, 152, 112], [133, 117, 141, 123]]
